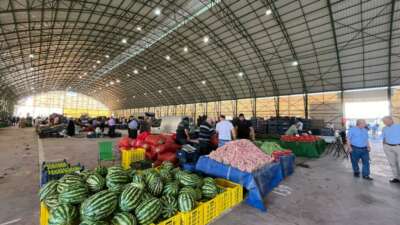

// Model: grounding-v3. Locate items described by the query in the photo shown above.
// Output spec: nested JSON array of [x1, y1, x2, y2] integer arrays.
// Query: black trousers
[[128, 128, 138, 139], [199, 142, 211, 155], [108, 125, 116, 137]]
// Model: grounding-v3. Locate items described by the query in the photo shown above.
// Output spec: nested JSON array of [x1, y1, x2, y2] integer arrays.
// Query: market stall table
[[279, 139, 326, 158]]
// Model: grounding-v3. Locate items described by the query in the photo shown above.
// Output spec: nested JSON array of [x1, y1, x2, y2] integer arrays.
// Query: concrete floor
[[0, 127, 399, 225]]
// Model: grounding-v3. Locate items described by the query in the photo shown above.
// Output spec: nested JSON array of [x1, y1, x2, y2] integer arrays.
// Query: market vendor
[[285, 123, 299, 135], [128, 116, 139, 139], [235, 113, 255, 141], [199, 117, 216, 155], [176, 117, 190, 145], [216, 115, 236, 147]]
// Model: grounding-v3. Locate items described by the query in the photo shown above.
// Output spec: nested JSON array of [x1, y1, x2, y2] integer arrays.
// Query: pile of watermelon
[[39, 161, 223, 225]]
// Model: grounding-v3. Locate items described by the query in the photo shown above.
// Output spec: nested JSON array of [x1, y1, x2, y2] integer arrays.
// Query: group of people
[[347, 116, 400, 183], [175, 113, 255, 155]]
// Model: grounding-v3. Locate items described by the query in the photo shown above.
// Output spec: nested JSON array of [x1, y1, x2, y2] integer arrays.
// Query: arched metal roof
[[0, 0, 398, 109]]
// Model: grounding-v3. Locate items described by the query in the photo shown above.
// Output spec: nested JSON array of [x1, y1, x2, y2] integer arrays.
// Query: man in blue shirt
[[382, 116, 400, 183], [347, 119, 373, 180], [128, 117, 139, 139]]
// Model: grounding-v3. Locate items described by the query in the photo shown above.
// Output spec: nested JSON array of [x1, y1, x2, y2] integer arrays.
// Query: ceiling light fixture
[[127, 74, 131, 77], [79, 75, 82, 79], [143, 66, 147, 70], [165, 55, 171, 61], [158, 90, 162, 93], [96, 60, 101, 64], [154, 8, 162, 16], [133, 69, 139, 74], [110, 81, 114, 85], [136, 26, 142, 31], [30, 67, 34, 71], [177, 86, 181, 90], [92, 65, 97, 69], [266, 9, 272, 15], [132, 95, 136, 98], [116, 79, 120, 83], [203, 36, 209, 43], [238, 72, 244, 77], [201, 80, 206, 85], [29, 54, 34, 58], [183, 46, 188, 52], [121, 38, 128, 44], [291, 61, 298, 66], [105, 55, 110, 59]]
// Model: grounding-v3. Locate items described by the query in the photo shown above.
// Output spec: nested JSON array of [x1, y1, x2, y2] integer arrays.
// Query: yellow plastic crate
[[215, 179, 243, 207], [152, 213, 181, 225], [40, 202, 49, 225], [216, 188, 231, 214], [202, 197, 219, 224], [180, 204, 204, 225], [121, 148, 146, 169]]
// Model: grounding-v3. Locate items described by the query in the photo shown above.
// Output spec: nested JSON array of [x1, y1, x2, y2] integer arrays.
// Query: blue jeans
[[218, 140, 230, 147], [350, 146, 370, 177]]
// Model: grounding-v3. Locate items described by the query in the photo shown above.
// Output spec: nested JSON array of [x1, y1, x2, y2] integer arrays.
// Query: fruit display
[[209, 139, 274, 173], [280, 134, 320, 142], [39, 161, 224, 225]]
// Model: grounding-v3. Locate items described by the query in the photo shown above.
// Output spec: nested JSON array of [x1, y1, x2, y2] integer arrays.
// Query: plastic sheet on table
[[195, 156, 283, 212]]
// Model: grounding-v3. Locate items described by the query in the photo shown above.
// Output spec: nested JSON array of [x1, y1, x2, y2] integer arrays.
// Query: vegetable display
[[209, 139, 274, 172], [39, 162, 224, 225]]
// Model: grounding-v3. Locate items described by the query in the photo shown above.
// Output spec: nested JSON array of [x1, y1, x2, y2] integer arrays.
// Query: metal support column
[[274, 96, 280, 117], [304, 94, 309, 119]]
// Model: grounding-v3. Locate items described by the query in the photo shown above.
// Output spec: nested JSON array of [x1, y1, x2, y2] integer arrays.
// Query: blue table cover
[[195, 156, 283, 211]]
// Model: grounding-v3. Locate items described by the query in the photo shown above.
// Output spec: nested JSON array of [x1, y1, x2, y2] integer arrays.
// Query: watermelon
[[160, 161, 174, 171], [58, 184, 88, 204], [147, 176, 163, 197], [80, 171, 94, 180], [95, 166, 108, 177], [86, 173, 106, 192], [80, 190, 118, 221], [201, 182, 218, 199], [44, 194, 60, 209], [179, 173, 202, 188], [57, 175, 85, 193], [39, 180, 58, 201], [162, 182, 179, 197], [161, 195, 178, 219], [179, 186, 196, 199], [106, 181, 126, 194], [178, 192, 195, 212], [106, 171, 129, 184], [159, 169, 173, 183], [130, 175, 145, 190], [135, 198, 162, 225], [48, 204, 78, 225], [80, 221, 109, 225], [111, 212, 136, 225], [141, 192, 153, 201], [107, 166, 125, 175], [202, 177, 215, 185], [119, 184, 143, 212]]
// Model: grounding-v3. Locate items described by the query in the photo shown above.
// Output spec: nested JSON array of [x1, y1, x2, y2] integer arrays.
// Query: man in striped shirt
[[199, 117, 216, 155]]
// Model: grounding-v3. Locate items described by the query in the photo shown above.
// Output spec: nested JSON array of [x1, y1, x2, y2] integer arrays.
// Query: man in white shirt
[[216, 115, 236, 147]]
